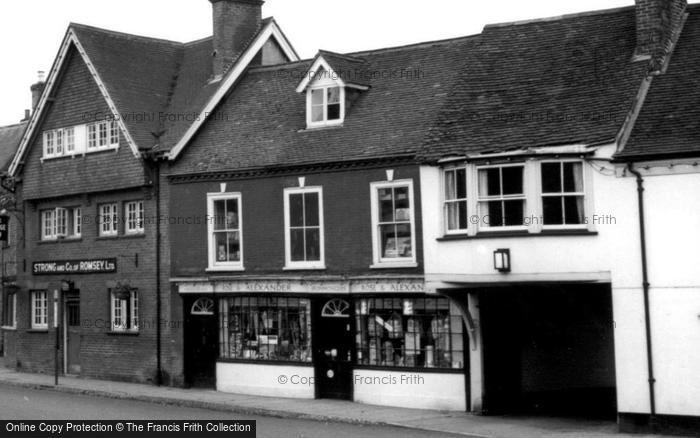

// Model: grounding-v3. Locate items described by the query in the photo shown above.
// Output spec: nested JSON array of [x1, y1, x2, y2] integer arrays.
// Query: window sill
[[370, 262, 418, 269], [299, 123, 344, 132], [106, 331, 139, 336], [217, 358, 314, 367], [1, 326, 17, 331], [437, 229, 598, 241], [354, 365, 465, 375], [26, 329, 49, 333], [41, 146, 119, 162], [206, 266, 245, 273], [283, 265, 326, 271]]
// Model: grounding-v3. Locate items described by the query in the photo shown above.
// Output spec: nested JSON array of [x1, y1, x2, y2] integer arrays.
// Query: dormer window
[[309, 85, 344, 127], [297, 51, 369, 130]]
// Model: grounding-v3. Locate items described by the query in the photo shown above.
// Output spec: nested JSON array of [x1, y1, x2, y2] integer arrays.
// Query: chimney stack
[[30, 70, 46, 112], [210, 0, 264, 78], [635, 0, 687, 63]]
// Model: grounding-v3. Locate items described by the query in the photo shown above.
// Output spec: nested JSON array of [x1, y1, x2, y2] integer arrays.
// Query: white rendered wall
[[217, 362, 315, 399], [353, 369, 467, 411]]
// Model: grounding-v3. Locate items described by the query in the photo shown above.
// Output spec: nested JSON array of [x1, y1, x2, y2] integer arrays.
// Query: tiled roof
[[315, 50, 370, 88], [619, 4, 700, 160], [419, 6, 649, 162], [0, 122, 27, 171], [170, 35, 480, 175]]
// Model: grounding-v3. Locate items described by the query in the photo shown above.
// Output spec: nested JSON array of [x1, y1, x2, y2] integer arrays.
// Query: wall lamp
[[493, 249, 511, 273]]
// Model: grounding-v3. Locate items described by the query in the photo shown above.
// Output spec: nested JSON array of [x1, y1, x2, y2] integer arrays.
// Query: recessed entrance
[[65, 298, 81, 375], [184, 297, 218, 388], [314, 298, 353, 400], [480, 284, 617, 419]]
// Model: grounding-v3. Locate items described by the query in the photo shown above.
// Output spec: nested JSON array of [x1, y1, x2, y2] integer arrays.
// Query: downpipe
[[626, 163, 656, 423]]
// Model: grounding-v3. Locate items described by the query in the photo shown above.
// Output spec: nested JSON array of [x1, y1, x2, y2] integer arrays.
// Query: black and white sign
[[32, 258, 117, 275]]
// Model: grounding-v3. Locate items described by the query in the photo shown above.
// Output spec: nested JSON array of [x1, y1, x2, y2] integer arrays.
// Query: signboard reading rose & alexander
[[32, 258, 118, 275]]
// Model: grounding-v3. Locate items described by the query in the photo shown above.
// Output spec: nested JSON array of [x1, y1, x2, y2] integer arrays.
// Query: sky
[[0, 0, 634, 127]]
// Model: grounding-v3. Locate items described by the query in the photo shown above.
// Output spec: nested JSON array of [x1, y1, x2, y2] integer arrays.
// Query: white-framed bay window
[[125, 201, 144, 234], [88, 120, 119, 151], [31, 291, 48, 330], [42, 126, 84, 159], [284, 187, 325, 270], [207, 193, 243, 271], [440, 159, 591, 235], [370, 180, 417, 268], [111, 289, 138, 333], [99, 203, 119, 237]]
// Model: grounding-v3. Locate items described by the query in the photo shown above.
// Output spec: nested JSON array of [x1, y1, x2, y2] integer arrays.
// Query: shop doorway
[[480, 284, 617, 419], [65, 298, 81, 374], [184, 297, 218, 388], [314, 298, 353, 400]]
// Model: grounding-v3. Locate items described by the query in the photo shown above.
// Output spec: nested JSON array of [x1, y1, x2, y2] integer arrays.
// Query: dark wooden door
[[66, 300, 81, 374], [315, 299, 353, 400], [185, 297, 218, 388]]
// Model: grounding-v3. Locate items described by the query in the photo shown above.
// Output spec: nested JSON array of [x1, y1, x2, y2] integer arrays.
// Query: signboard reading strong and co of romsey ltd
[[32, 259, 117, 275]]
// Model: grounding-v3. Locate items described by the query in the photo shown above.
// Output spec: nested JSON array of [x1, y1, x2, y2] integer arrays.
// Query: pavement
[[0, 367, 666, 438]]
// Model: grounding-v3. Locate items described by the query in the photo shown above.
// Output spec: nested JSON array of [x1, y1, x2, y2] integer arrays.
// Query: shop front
[[178, 278, 468, 411]]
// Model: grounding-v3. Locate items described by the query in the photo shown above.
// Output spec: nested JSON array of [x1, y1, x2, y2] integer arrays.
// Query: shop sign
[[178, 278, 426, 294], [32, 258, 117, 275]]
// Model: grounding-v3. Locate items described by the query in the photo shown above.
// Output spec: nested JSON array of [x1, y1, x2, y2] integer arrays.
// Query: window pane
[[327, 103, 341, 120], [542, 162, 562, 193], [215, 232, 228, 262], [380, 224, 397, 258], [479, 168, 501, 197], [503, 200, 524, 226], [502, 166, 523, 195], [305, 228, 321, 261], [225, 199, 238, 229], [214, 200, 226, 231], [394, 186, 410, 212], [289, 194, 304, 227], [379, 188, 394, 222], [311, 105, 324, 122], [456, 168, 467, 199], [327, 87, 341, 104], [447, 201, 468, 231], [483, 201, 503, 226], [311, 89, 324, 105], [543, 197, 564, 225], [395, 224, 412, 257], [290, 229, 305, 261], [563, 162, 584, 193], [444, 170, 457, 200], [304, 192, 319, 227], [564, 196, 585, 224]]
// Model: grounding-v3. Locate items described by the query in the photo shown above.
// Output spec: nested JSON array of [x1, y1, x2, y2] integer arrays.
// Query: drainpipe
[[145, 152, 163, 387], [626, 163, 656, 420]]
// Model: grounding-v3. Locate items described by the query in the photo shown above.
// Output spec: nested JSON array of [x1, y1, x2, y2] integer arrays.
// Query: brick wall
[[169, 164, 424, 277], [635, 0, 687, 57], [211, 0, 263, 76]]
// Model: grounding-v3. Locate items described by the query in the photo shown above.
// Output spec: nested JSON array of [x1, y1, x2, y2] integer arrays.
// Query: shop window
[[31, 291, 48, 330], [111, 289, 138, 332], [477, 165, 526, 228], [125, 200, 145, 234], [541, 161, 585, 226], [355, 297, 464, 370], [207, 193, 243, 270], [284, 187, 324, 269], [219, 297, 312, 363], [2, 291, 16, 328], [370, 180, 417, 267]]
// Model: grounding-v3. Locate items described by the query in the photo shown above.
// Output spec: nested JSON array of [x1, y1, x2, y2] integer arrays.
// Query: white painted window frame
[[475, 162, 529, 233], [442, 165, 470, 235], [283, 186, 326, 270], [306, 84, 345, 129], [370, 179, 418, 269], [99, 203, 119, 237], [1, 292, 16, 330], [125, 200, 145, 235], [207, 192, 244, 272], [111, 290, 139, 333], [41, 209, 57, 241], [539, 159, 590, 231], [73, 208, 82, 237], [31, 291, 48, 330], [42, 123, 103, 160]]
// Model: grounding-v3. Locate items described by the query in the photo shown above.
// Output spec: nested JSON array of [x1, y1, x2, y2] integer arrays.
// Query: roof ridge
[[0, 121, 28, 131], [69, 22, 188, 46], [348, 33, 481, 57], [317, 50, 365, 63], [484, 5, 635, 29], [184, 35, 213, 47]]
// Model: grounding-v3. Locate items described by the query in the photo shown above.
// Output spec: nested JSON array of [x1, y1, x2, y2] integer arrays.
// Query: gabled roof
[[618, 3, 700, 160], [419, 6, 650, 162], [295, 50, 369, 93], [9, 18, 298, 175], [170, 35, 480, 175], [0, 122, 27, 172]]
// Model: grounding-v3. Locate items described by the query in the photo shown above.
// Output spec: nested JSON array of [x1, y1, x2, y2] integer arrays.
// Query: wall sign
[[32, 258, 117, 275]]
